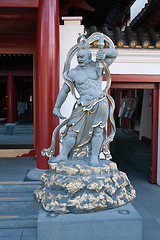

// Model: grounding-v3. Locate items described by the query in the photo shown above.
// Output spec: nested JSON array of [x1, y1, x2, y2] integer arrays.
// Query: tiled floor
[[0, 157, 36, 182], [0, 143, 160, 239], [0, 228, 37, 240], [0, 134, 34, 145], [112, 152, 160, 240]]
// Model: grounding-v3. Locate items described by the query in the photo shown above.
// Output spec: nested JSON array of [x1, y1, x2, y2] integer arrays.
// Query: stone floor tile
[[143, 230, 160, 240], [22, 228, 37, 236], [0, 229, 22, 237], [141, 204, 160, 219], [0, 237, 20, 240], [133, 207, 152, 219], [132, 199, 145, 209], [142, 218, 160, 231], [156, 218, 160, 225], [21, 236, 37, 240]]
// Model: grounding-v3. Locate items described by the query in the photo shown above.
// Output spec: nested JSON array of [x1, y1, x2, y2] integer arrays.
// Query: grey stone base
[[4, 123, 17, 135], [27, 168, 47, 181], [38, 203, 142, 240]]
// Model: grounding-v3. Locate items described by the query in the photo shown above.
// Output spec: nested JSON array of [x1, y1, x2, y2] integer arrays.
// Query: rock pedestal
[[34, 159, 136, 214]]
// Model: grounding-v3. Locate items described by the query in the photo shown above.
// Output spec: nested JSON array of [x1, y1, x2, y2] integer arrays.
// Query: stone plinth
[[38, 203, 142, 240], [34, 159, 136, 214], [4, 123, 16, 135]]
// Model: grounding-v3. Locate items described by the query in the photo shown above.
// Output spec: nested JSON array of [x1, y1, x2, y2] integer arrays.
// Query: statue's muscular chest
[[74, 68, 98, 86]]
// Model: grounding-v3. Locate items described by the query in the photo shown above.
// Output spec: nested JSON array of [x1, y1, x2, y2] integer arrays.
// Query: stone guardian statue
[[34, 33, 136, 214], [42, 33, 117, 165]]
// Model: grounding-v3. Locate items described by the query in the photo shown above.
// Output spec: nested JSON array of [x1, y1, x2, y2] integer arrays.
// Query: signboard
[[118, 97, 138, 119]]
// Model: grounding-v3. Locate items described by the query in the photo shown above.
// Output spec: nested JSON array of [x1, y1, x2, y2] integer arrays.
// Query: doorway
[[110, 80, 159, 184], [0, 54, 34, 152], [15, 77, 33, 123]]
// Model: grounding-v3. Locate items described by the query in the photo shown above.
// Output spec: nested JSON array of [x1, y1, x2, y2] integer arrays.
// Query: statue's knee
[[93, 127, 103, 137], [68, 127, 77, 138]]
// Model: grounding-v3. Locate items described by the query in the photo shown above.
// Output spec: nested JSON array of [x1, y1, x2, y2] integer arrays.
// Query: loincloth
[[60, 94, 109, 148]]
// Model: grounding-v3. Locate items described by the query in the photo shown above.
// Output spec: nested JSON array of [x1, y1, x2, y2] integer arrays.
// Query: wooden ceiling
[[0, 0, 136, 35], [59, 0, 136, 29], [0, 0, 159, 36], [0, 8, 37, 35]]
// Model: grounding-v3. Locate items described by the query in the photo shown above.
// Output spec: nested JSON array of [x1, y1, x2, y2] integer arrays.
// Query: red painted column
[[107, 88, 111, 153], [116, 89, 120, 128], [7, 70, 14, 123], [36, 0, 59, 169], [150, 85, 159, 183]]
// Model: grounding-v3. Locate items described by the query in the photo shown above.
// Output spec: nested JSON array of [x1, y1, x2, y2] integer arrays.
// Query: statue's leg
[[50, 127, 77, 162], [89, 126, 103, 166]]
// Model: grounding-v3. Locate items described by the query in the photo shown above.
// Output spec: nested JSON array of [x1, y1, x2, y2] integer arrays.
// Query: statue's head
[[77, 49, 92, 67], [77, 35, 92, 67]]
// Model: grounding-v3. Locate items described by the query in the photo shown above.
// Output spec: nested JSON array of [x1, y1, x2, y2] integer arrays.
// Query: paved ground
[[0, 134, 34, 146], [0, 157, 36, 182], [0, 157, 37, 240], [0, 228, 37, 240], [0, 123, 34, 146], [0, 126, 160, 240], [112, 152, 160, 240], [0, 154, 160, 240]]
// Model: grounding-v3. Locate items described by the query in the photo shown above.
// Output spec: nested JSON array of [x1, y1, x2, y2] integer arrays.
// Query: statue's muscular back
[[68, 61, 103, 103]]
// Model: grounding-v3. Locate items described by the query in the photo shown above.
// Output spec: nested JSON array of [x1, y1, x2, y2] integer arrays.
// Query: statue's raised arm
[[96, 47, 118, 67]]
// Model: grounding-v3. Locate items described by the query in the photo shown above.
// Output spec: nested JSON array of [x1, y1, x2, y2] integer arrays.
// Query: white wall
[[59, 17, 84, 151], [60, 17, 84, 119], [109, 49, 160, 75], [139, 89, 152, 140]]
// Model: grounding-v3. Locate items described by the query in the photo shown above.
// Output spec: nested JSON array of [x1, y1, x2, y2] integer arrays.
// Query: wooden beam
[[0, 12, 37, 20], [0, 0, 39, 8], [12, 70, 33, 76], [0, 47, 36, 54], [59, 0, 94, 15], [0, 70, 8, 76], [0, 35, 36, 46], [111, 82, 156, 89], [0, 70, 33, 77], [0, 35, 36, 53], [69, 0, 94, 11], [108, 74, 160, 83]]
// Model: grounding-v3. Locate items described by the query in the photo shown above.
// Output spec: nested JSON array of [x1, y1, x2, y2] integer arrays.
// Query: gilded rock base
[[34, 159, 136, 214]]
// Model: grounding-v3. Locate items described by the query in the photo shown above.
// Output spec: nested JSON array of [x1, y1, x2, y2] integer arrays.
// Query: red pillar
[[36, 0, 59, 169], [116, 89, 120, 128], [150, 85, 159, 183], [107, 88, 111, 137], [7, 70, 14, 123]]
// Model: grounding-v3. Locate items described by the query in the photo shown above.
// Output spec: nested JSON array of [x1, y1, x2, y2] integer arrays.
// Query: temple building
[[0, 0, 160, 184]]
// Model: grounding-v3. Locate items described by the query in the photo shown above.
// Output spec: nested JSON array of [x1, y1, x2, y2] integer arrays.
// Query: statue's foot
[[48, 154, 67, 163], [89, 156, 99, 166]]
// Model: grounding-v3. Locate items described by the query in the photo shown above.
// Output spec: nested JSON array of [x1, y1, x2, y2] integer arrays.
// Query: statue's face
[[77, 49, 90, 67]]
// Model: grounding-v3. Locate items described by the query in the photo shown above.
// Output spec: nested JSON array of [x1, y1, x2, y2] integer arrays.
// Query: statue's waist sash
[[60, 94, 109, 148]]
